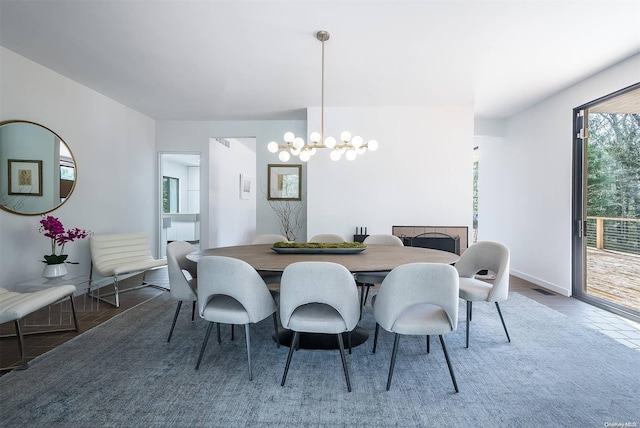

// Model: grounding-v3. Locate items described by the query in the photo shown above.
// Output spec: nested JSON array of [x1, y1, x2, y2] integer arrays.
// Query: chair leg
[[364, 285, 371, 306], [272, 313, 280, 348], [167, 301, 183, 343], [113, 276, 120, 308], [495, 302, 511, 343], [14, 321, 28, 370], [466, 301, 472, 348], [372, 323, 380, 354], [231, 324, 235, 341], [439, 335, 459, 393], [426, 335, 430, 354], [281, 331, 299, 386], [347, 331, 352, 354], [69, 294, 79, 332], [386, 333, 401, 391], [337, 333, 352, 392], [245, 324, 252, 381], [196, 322, 214, 370], [217, 323, 221, 344], [191, 301, 196, 322]]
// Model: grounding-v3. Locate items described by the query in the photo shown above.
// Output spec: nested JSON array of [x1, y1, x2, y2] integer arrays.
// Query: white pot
[[42, 263, 68, 279]]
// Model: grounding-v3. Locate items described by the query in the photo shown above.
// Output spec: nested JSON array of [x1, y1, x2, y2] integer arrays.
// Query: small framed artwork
[[240, 174, 253, 199], [8, 159, 43, 196], [268, 164, 301, 201]]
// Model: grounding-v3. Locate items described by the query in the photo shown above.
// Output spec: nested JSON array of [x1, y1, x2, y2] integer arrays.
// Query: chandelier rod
[[317, 30, 329, 145]]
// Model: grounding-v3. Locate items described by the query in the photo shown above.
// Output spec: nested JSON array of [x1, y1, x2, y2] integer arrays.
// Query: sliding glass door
[[572, 83, 640, 320]]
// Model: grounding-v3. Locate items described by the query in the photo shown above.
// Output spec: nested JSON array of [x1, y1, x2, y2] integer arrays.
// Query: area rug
[[0, 292, 638, 427]]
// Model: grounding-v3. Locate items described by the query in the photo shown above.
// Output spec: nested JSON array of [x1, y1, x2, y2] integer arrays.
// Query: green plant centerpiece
[[272, 241, 365, 249]]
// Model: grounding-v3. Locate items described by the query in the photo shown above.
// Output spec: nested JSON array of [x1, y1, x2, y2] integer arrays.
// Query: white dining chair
[[373, 262, 460, 392], [455, 241, 511, 348], [195, 256, 279, 380], [279, 261, 360, 392]]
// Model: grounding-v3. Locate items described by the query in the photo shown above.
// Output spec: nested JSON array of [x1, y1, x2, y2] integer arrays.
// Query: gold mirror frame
[[0, 120, 77, 216]]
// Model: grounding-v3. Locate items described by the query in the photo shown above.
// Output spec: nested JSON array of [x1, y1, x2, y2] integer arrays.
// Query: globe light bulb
[[337, 146, 346, 155], [293, 137, 305, 150], [351, 135, 363, 148], [309, 131, 321, 143], [324, 136, 336, 149], [284, 132, 295, 143], [340, 131, 352, 143], [267, 141, 279, 153], [299, 151, 311, 162], [290, 147, 301, 156], [367, 139, 379, 151], [279, 151, 291, 162], [356, 146, 366, 155], [330, 149, 342, 161], [346, 149, 357, 161], [310, 147, 317, 155]]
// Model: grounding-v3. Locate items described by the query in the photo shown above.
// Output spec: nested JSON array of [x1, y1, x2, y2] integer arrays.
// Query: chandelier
[[268, 30, 378, 162]]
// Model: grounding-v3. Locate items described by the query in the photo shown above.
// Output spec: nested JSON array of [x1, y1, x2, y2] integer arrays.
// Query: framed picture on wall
[[268, 164, 301, 201], [240, 174, 253, 199], [8, 159, 43, 196]]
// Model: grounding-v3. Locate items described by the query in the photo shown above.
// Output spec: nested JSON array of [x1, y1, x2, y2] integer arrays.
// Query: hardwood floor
[[2, 267, 638, 376]]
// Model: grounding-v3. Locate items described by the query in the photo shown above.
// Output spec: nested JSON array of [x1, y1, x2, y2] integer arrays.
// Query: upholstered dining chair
[[372, 263, 460, 392], [454, 241, 511, 348], [166, 241, 198, 343], [279, 261, 360, 392], [308, 233, 346, 243], [355, 234, 404, 310], [195, 256, 279, 380], [250, 234, 288, 245]]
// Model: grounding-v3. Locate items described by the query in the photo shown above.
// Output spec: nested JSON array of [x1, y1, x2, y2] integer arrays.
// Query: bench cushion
[[90, 233, 166, 277], [0, 285, 76, 324]]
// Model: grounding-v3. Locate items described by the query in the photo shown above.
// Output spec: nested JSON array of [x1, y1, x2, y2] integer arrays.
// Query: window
[[163, 176, 179, 213]]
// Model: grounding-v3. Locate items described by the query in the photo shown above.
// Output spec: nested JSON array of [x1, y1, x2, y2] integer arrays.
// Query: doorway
[[159, 152, 201, 258], [572, 83, 640, 320]]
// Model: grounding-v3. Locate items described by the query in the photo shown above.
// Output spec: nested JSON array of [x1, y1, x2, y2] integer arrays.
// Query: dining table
[[187, 243, 460, 349]]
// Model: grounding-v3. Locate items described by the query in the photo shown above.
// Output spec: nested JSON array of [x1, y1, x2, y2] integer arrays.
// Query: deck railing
[[586, 216, 640, 255]]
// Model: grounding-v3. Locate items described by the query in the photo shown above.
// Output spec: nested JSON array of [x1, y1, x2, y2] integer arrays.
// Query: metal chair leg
[[167, 301, 182, 342], [386, 333, 400, 391], [244, 324, 252, 380], [272, 313, 280, 348], [337, 333, 352, 392], [426, 335, 430, 354], [69, 294, 79, 332], [372, 323, 380, 354], [195, 322, 214, 370], [231, 324, 235, 341], [347, 331, 352, 354], [14, 321, 28, 370], [495, 302, 511, 342], [191, 301, 196, 322], [439, 335, 459, 393], [466, 301, 472, 348], [281, 331, 299, 386]]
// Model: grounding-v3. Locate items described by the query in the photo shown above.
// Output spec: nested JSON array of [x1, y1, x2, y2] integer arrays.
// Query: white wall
[[307, 106, 475, 241], [0, 47, 158, 290], [478, 53, 640, 296]]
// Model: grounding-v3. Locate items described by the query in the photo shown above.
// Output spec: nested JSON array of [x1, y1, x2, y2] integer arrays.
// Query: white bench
[[88, 233, 167, 307], [0, 285, 78, 370]]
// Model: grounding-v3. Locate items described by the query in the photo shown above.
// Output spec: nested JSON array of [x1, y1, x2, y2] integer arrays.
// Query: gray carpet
[[1, 291, 638, 427]]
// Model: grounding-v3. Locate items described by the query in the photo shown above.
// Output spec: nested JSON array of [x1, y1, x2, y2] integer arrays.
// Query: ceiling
[[1, 0, 639, 122]]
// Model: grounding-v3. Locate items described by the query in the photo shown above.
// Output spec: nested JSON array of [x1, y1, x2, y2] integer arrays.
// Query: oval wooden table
[[188, 244, 460, 349]]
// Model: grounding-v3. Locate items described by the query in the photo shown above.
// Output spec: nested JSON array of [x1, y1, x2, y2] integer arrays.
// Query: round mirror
[[0, 120, 77, 215]]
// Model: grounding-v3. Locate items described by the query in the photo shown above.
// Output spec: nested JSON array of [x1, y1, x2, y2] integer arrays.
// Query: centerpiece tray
[[270, 242, 366, 255], [270, 247, 366, 255]]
